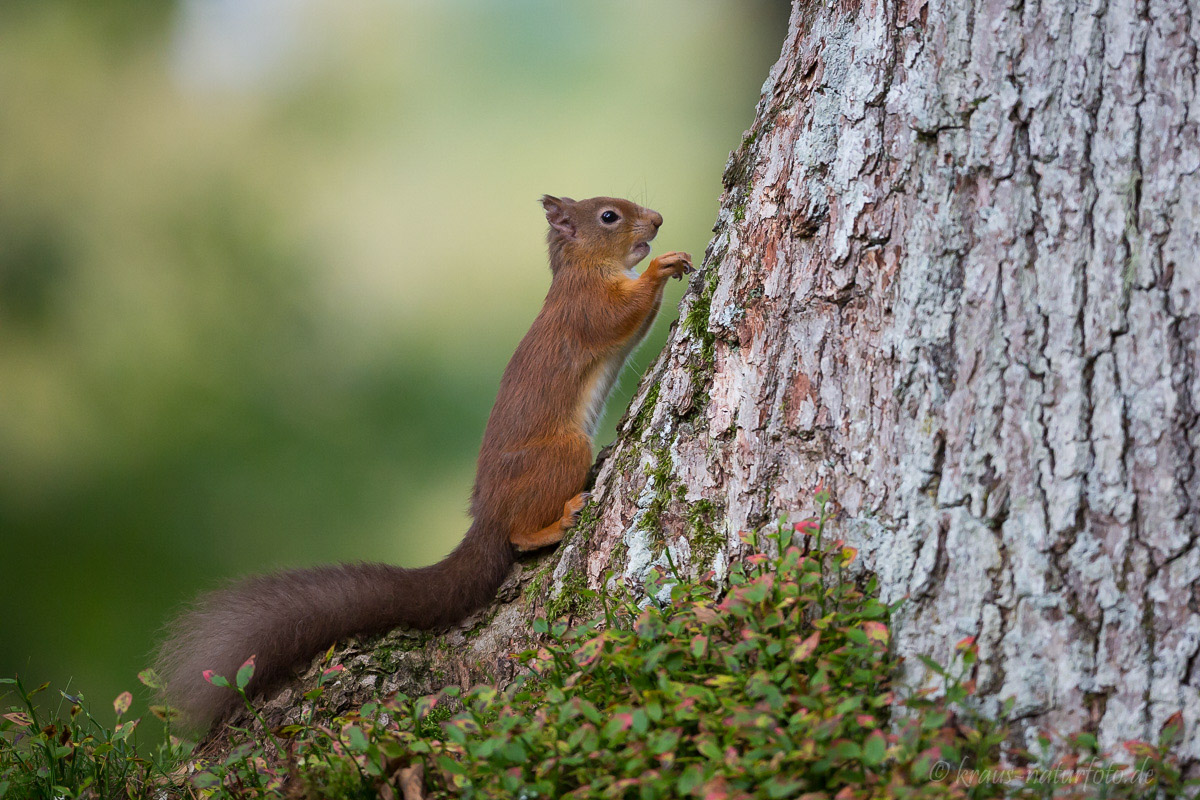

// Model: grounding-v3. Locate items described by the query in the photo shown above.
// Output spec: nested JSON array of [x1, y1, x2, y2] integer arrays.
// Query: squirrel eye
[[600, 210, 619, 224]]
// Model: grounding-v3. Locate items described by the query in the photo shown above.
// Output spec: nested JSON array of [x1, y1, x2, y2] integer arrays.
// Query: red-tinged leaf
[[1161, 710, 1185, 743], [702, 777, 729, 800], [955, 635, 977, 651], [202, 669, 230, 688], [690, 635, 709, 658], [575, 634, 606, 667], [602, 712, 634, 742], [113, 691, 133, 717], [3, 711, 32, 727], [856, 714, 876, 727], [149, 705, 178, 722], [137, 669, 162, 690], [791, 631, 820, 662], [236, 655, 257, 690], [1123, 739, 1157, 758], [415, 695, 439, 719], [841, 545, 859, 565], [794, 520, 819, 535], [737, 530, 757, 546], [862, 621, 889, 645]]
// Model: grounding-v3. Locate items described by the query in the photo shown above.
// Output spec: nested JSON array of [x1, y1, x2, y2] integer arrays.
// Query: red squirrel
[[156, 195, 693, 730]]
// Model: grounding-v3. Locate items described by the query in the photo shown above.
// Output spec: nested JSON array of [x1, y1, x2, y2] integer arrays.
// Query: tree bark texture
[[211, 0, 1200, 772], [629, 0, 1198, 764]]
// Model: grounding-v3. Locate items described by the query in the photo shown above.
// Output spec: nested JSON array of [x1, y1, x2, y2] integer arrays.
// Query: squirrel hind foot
[[510, 492, 590, 552]]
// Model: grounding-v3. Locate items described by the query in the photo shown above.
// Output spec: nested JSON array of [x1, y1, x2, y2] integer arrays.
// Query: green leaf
[[235, 655, 257, 690], [764, 775, 803, 798], [345, 725, 369, 752], [697, 738, 723, 761], [844, 627, 869, 645], [829, 739, 861, 760], [916, 655, 947, 677], [648, 729, 680, 755], [677, 764, 706, 794], [501, 740, 527, 763], [863, 730, 886, 766], [112, 720, 138, 741], [191, 771, 221, 789]]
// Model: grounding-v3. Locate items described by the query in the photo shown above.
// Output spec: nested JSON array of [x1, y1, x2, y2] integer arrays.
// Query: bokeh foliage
[[0, 1, 788, 727]]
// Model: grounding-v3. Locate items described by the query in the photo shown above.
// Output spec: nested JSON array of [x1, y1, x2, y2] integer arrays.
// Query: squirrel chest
[[576, 340, 643, 437]]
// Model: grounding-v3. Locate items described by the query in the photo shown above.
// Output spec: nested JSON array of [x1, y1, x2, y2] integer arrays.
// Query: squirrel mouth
[[630, 241, 652, 261]]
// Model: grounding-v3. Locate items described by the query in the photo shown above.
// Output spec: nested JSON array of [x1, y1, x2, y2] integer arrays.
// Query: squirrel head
[[541, 195, 664, 274]]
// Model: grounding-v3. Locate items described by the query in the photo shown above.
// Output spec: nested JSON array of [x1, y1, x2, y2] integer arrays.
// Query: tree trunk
[[211, 0, 1200, 772]]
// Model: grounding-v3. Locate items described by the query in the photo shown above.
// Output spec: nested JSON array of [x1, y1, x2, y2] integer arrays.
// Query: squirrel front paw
[[648, 251, 693, 281]]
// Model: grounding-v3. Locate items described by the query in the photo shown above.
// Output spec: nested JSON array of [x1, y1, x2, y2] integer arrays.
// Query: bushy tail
[[155, 522, 513, 731]]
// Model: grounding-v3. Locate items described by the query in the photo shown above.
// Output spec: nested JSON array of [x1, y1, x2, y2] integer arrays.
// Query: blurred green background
[[0, 0, 787, 726]]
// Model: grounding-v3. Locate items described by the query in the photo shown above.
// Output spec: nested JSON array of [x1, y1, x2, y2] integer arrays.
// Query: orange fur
[[480, 195, 692, 552]]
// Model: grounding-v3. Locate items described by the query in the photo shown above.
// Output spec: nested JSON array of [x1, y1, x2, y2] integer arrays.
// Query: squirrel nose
[[648, 210, 663, 229]]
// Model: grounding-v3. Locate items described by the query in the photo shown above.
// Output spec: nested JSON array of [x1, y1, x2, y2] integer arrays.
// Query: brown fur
[[155, 195, 692, 731]]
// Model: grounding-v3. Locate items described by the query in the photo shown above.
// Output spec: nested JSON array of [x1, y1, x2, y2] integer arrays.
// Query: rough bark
[[207, 0, 1200, 772]]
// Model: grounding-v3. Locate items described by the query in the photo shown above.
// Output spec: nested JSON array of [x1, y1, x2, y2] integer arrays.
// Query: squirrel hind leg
[[511, 492, 590, 552]]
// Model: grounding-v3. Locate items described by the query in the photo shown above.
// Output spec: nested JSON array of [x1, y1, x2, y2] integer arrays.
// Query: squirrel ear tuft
[[542, 195, 576, 239]]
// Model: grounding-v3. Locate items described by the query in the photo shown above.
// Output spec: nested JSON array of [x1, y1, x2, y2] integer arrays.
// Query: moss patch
[[630, 380, 661, 438], [683, 266, 721, 410], [640, 444, 676, 544], [543, 569, 590, 622], [570, 496, 601, 543], [685, 498, 724, 572]]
